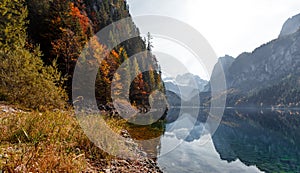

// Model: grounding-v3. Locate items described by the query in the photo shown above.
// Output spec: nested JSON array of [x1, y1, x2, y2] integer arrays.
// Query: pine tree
[[129, 57, 141, 104], [146, 32, 153, 51], [0, 0, 27, 52], [0, 0, 67, 110], [96, 58, 111, 104]]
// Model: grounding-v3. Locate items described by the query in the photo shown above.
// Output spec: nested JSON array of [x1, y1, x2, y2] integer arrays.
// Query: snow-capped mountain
[[163, 73, 208, 101]]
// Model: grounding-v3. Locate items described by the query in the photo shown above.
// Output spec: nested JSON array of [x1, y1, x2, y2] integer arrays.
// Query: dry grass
[[0, 110, 115, 172], [0, 105, 165, 172]]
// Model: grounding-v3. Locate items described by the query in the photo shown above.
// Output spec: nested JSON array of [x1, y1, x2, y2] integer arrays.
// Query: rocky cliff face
[[204, 55, 234, 92], [227, 30, 300, 92], [206, 13, 300, 106], [279, 13, 300, 38]]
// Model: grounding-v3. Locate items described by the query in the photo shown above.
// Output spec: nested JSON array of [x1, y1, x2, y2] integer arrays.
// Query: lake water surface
[[155, 108, 300, 173]]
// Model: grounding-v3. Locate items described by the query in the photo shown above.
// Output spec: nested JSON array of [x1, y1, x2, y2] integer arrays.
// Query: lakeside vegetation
[[0, 107, 163, 172], [0, 0, 166, 172]]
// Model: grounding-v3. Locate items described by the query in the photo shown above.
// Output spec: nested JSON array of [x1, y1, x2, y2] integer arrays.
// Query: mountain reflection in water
[[156, 108, 300, 173]]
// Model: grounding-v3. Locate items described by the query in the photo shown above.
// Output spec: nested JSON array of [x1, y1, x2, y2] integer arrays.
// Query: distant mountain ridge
[[205, 13, 300, 107], [164, 73, 208, 101]]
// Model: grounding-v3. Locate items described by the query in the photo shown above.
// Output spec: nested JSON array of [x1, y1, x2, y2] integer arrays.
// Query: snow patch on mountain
[[163, 73, 208, 101]]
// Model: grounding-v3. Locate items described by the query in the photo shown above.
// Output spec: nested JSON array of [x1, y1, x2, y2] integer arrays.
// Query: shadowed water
[[156, 108, 300, 173]]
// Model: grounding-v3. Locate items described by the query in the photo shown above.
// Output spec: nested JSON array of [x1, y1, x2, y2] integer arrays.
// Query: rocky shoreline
[[93, 129, 163, 173], [91, 158, 162, 173]]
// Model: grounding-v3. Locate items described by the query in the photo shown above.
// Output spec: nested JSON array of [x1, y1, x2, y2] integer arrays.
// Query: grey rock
[[205, 55, 235, 92], [279, 13, 300, 38], [227, 30, 300, 92]]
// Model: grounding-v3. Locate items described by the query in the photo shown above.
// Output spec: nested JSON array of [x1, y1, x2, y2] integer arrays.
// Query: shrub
[[0, 0, 67, 110]]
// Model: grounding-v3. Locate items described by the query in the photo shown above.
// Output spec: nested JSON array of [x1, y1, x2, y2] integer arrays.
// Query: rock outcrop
[[279, 13, 300, 38]]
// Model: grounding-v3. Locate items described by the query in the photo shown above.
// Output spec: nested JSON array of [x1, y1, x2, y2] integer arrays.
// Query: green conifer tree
[[0, 0, 67, 110]]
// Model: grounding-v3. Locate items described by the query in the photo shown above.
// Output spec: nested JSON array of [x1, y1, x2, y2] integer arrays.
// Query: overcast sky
[[127, 0, 300, 79]]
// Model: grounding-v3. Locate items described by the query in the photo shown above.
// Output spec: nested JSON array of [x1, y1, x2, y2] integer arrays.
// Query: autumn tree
[[23, 0, 167, 111], [111, 47, 130, 100], [51, 28, 82, 76], [149, 67, 156, 91]]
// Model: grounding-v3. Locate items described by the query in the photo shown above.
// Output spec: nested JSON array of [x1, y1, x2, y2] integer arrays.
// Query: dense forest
[[0, 0, 166, 111], [228, 74, 300, 108], [0, 1, 166, 171]]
